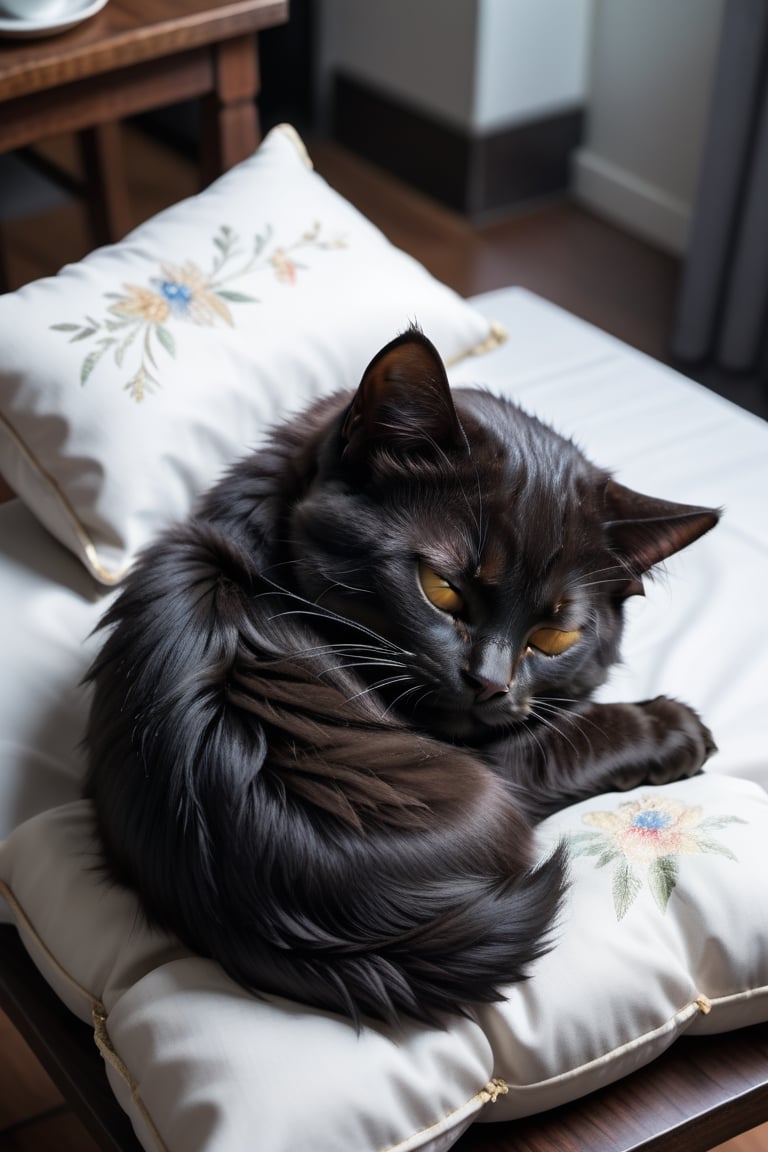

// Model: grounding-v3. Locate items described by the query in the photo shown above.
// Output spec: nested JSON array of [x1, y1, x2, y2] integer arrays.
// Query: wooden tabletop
[[0, 0, 288, 100]]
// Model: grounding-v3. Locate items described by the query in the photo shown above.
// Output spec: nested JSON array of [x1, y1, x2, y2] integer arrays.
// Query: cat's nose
[[463, 670, 510, 703], [464, 644, 512, 703]]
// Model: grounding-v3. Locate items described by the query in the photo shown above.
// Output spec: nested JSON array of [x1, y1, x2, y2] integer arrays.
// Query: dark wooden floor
[[0, 124, 766, 1151]]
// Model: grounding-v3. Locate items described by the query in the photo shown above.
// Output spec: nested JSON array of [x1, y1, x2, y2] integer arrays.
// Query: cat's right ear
[[603, 478, 721, 575], [340, 328, 468, 468]]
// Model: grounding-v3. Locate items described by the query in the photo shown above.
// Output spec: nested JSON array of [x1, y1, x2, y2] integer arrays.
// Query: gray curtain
[[672, 0, 768, 381]]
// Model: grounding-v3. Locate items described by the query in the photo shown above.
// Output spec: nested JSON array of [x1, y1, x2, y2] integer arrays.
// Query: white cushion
[[1, 776, 766, 1149], [2, 286, 768, 1152], [0, 124, 502, 586], [0, 499, 103, 843]]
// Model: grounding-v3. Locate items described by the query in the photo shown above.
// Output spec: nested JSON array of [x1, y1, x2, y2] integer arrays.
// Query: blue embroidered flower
[[569, 795, 746, 920], [158, 280, 194, 313], [51, 222, 346, 400], [633, 808, 672, 831]]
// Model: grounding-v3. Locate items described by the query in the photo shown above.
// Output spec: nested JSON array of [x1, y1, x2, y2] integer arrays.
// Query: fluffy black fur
[[85, 329, 719, 1025]]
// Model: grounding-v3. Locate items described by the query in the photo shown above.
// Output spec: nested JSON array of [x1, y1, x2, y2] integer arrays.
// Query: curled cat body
[[85, 329, 719, 1025]]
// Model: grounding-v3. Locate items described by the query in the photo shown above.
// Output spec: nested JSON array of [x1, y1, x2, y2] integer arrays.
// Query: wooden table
[[0, 0, 289, 245]]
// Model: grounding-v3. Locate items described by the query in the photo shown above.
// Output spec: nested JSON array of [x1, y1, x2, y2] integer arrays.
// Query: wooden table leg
[[200, 34, 260, 188], [78, 122, 133, 245]]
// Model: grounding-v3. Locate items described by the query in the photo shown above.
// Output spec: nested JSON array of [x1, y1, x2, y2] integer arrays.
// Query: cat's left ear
[[603, 478, 720, 574], [340, 327, 468, 467]]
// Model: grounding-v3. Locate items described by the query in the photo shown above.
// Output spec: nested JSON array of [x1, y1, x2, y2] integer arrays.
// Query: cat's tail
[[85, 523, 567, 1026]]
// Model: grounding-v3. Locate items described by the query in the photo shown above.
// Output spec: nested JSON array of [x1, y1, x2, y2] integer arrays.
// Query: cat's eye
[[528, 627, 581, 656], [418, 561, 465, 615]]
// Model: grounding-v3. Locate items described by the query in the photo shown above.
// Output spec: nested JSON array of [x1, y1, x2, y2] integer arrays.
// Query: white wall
[[473, 0, 592, 131], [574, 0, 725, 254], [316, 0, 592, 132], [316, 0, 723, 253]]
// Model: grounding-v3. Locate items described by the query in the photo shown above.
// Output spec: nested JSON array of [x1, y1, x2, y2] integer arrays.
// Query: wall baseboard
[[573, 148, 691, 255], [333, 73, 584, 218]]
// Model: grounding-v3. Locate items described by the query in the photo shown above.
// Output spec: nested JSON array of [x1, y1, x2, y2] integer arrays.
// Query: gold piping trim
[[488, 996, 731, 1093], [377, 1078, 509, 1152], [0, 411, 123, 585], [273, 122, 315, 170], [478, 1077, 509, 1104], [0, 877, 166, 1151], [0, 878, 98, 1007], [93, 1004, 170, 1152]]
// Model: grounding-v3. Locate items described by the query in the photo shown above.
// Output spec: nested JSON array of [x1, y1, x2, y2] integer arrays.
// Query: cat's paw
[[639, 695, 717, 784]]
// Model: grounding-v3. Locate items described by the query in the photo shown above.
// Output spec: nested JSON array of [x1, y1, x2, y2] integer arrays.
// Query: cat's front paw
[[639, 695, 717, 784]]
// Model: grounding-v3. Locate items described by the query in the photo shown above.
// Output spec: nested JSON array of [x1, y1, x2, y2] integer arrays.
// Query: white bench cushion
[[1, 231, 767, 1150]]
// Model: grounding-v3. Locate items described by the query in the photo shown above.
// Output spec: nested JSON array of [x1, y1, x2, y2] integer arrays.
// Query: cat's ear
[[603, 478, 720, 574], [340, 327, 468, 467]]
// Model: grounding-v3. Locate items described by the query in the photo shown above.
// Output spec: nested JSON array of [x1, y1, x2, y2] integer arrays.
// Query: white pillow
[[0, 124, 503, 586], [1, 773, 766, 1152]]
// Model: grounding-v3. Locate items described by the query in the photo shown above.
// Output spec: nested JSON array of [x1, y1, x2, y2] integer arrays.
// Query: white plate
[[0, 0, 109, 39]]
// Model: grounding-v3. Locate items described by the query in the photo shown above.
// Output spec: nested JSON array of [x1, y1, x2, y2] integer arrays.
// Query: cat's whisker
[[538, 699, 610, 740], [334, 659, 409, 673], [261, 603, 406, 654], [287, 643, 375, 657], [314, 580, 373, 605], [521, 716, 548, 764], [577, 562, 627, 579], [344, 675, 414, 706], [396, 684, 437, 718], [574, 577, 633, 590], [380, 680, 424, 717], [532, 700, 599, 758], [528, 703, 585, 758]]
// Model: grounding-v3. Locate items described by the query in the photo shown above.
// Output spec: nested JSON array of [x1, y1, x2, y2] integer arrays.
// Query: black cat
[[85, 328, 718, 1024]]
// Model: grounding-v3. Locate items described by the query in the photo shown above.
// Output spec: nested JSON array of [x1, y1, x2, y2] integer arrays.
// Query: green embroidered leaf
[[567, 831, 603, 846], [81, 344, 109, 385], [595, 847, 622, 869], [612, 861, 642, 920], [155, 324, 176, 358], [144, 327, 158, 370], [70, 327, 98, 343], [115, 324, 141, 368], [216, 290, 258, 303], [50, 323, 81, 332], [696, 836, 738, 861], [567, 832, 606, 857], [698, 815, 747, 830], [253, 224, 273, 257], [648, 855, 678, 913]]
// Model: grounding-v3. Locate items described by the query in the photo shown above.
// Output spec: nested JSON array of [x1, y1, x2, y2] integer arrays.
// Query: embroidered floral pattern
[[51, 222, 346, 401], [569, 795, 745, 920]]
